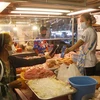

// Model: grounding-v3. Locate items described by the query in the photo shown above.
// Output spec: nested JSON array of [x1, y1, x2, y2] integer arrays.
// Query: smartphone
[[61, 45, 66, 58]]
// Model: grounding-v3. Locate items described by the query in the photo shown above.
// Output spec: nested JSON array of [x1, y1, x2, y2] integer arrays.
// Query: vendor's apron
[[77, 40, 96, 75]]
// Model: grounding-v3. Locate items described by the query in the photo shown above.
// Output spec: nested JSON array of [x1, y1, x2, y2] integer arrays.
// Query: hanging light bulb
[[32, 25, 38, 30], [13, 25, 18, 31]]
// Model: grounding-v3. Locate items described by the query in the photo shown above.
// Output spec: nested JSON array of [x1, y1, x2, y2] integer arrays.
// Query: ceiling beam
[[4, 0, 87, 8], [14, 2, 88, 11], [87, 1, 100, 8]]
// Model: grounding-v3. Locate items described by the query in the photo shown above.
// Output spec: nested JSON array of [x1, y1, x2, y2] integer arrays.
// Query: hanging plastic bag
[[57, 63, 69, 82], [68, 63, 82, 78], [57, 63, 82, 82]]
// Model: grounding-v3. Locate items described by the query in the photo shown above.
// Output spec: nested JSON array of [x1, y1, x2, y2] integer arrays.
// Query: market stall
[[12, 45, 100, 100], [0, 1, 100, 100], [15, 52, 77, 100]]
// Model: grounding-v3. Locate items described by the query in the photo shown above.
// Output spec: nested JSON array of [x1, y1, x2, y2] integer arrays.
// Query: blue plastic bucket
[[69, 76, 97, 100]]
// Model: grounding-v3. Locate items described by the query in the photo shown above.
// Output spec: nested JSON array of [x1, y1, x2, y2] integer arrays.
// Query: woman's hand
[[65, 40, 84, 54], [8, 78, 24, 88]]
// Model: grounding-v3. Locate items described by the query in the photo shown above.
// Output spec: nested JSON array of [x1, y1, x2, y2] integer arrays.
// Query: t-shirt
[[80, 27, 97, 67]]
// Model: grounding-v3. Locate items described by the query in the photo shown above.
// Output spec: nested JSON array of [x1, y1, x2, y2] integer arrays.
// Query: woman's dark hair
[[0, 33, 11, 53]]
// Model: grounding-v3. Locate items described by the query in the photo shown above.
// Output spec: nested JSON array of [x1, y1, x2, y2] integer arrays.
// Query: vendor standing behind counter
[[37, 26, 50, 39], [65, 13, 97, 76], [34, 26, 50, 54], [0, 33, 51, 100]]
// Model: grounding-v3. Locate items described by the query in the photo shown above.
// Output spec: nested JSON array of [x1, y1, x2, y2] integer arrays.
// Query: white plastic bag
[[57, 63, 82, 82], [67, 63, 82, 77], [57, 63, 68, 82]]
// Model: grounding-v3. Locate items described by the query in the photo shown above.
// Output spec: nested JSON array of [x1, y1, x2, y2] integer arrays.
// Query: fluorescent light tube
[[67, 9, 96, 15], [11, 11, 62, 15], [16, 7, 70, 13], [0, 2, 10, 12], [16, 22, 29, 24]]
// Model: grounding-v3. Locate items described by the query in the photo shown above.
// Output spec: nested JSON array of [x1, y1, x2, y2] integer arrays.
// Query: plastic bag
[[57, 63, 69, 82], [57, 63, 82, 82], [68, 63, 82, 77]]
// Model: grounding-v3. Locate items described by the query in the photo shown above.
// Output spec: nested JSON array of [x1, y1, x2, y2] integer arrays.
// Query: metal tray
[[26, 81, 77, 100]]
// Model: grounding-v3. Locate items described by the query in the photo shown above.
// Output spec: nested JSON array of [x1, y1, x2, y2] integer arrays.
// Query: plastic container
[[69, 76, 97, 100]]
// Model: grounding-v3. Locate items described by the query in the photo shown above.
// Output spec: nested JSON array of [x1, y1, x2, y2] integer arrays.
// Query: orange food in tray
[[46, 57, 73, 69], [57, 58, 73, 65], [16, 67, 30, 74], [46, 59, 57, 68], [20, 72, 28, 81], [63, 58, 73, 65]]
